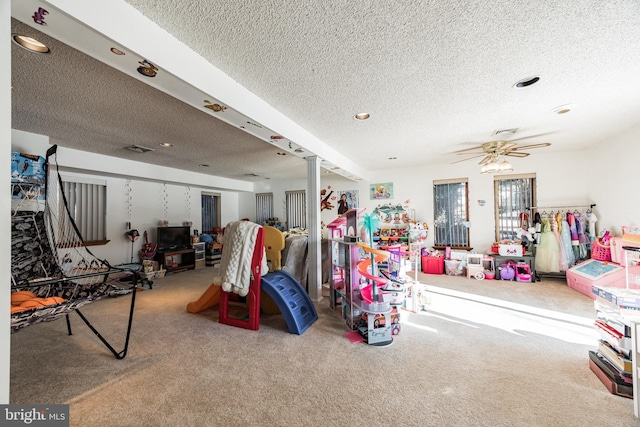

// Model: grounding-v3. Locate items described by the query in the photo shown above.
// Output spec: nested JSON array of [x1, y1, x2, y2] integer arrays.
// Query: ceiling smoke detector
[[125, 145, 155, 153]]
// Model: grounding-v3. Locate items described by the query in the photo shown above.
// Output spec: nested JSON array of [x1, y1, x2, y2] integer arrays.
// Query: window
[[201, 193, 220, 233], [61, 178, 107, 244], [285, 190, 306, 229], [433, 178, 469, 248], [494, 174, 536, 241], [255, 192, 274, 225]]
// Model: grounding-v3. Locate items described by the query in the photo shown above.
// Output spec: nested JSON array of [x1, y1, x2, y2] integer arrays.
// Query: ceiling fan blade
[[450, 153, 485, 164], [505, 152, 530, 158], [495, 141, 518, 152], [456, 151, 484, 155], [509, 142, 551, 151], [478, 155, 493, 165], [454, 145, 485, 154], [508, 132, 556, 143]]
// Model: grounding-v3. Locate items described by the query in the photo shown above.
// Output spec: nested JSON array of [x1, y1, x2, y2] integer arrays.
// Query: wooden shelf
[[155, 248, 195, 274]]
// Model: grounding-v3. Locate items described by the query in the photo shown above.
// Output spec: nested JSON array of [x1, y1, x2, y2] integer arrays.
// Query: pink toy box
[[566, 259, 627, 299], [610, 237, 640, 265]]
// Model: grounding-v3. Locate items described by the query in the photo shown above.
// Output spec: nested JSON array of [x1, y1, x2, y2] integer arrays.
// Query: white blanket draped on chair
[[213, 221, 267, 297]]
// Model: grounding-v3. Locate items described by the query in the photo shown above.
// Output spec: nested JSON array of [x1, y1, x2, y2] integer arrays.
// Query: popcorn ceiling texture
[[11, 1, 640, 180]]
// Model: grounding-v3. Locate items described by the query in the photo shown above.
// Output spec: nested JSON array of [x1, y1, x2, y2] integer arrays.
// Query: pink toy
[[515, 263, 532, 282]]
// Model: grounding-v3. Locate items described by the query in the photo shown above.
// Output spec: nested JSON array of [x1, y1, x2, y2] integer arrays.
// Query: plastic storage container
[[422, 256, 444, 274], [445, 259, 465, 276]]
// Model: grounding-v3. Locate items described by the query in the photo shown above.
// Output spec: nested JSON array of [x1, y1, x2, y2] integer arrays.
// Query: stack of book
[[590, 285, 640, 398]]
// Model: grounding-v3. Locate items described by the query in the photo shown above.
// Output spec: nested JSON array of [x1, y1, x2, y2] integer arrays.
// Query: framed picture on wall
[[370, 182, 393, 200], [338, 190, 359, 215]]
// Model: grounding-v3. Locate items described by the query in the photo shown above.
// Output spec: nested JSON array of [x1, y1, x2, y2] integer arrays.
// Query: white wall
[[586, 125, 640, 235], [11, 130, 253, 264], [238, 191, 255, 223], [1, 0, 11, 404], [322, 151, 604, 252]]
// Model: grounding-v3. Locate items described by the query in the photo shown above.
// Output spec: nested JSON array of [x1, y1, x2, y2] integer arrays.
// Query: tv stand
[[155, 248, 195, 274]]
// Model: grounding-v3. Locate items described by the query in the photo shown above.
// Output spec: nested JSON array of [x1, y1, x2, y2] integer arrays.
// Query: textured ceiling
[[11, 1, 640, 182], [10, 18, 308, 182]]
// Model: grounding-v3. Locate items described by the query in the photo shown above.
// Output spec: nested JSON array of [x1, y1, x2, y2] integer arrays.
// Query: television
[[157, 226, 191, 252]]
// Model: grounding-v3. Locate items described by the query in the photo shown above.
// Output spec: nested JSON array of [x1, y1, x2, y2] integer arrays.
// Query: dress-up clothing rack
[[527, 203, 597, 280], [528, 203, 596, 217]]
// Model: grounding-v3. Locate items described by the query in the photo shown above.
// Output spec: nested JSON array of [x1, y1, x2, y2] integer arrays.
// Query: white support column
[[305, 156, 322, 302], [1, 0, 12, 404], [633, 320, 640, 418]]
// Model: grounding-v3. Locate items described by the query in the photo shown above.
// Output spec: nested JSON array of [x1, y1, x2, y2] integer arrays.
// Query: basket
[[591, 239, 612, 262]]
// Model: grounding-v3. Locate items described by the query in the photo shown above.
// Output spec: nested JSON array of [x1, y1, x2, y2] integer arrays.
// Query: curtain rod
[[528, 203, 596, 210]]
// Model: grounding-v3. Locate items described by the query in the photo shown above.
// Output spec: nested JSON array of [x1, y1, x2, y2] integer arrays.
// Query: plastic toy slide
[[186, 284, 221, 313], [356, 243, 390, 304], [260, 270, 318, 335]]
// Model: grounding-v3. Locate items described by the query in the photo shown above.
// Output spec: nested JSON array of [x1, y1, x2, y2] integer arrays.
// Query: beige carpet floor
[[9, 267, 638, 426]]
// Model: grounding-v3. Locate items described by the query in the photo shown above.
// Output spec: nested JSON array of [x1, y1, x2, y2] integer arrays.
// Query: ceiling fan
[[451, 140, 551, 173]]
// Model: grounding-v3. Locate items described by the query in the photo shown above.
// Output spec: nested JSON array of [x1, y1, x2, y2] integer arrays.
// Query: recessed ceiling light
[[160, 142, 173, 147], [354, 112, 370, 120], [12, 35, 50, 53], [110, 47, 125, 55], [276, 152, 286, 156], [553, 104, 575, 114], [513, 76, 540, 88]]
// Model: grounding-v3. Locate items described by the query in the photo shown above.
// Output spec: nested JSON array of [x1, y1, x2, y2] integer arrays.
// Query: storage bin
[[422, 256, 444, 274], [444, 259, 465, 276], [498, 243, 523, 257], [591, 239, 612, 262]]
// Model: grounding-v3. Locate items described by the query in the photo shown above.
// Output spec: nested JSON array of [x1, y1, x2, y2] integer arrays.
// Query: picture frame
[[370, 182, 393, 200], [338, 190, 359, 214]]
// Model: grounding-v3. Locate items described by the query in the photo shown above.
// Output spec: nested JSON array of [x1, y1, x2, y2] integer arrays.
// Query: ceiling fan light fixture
[[480, 155, 513, 174], [499, 159, 513, 172]]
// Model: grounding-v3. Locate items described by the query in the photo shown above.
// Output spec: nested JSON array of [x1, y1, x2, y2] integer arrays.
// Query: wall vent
[[125, 144, 155, 153], [492, 128, 518, 138]]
